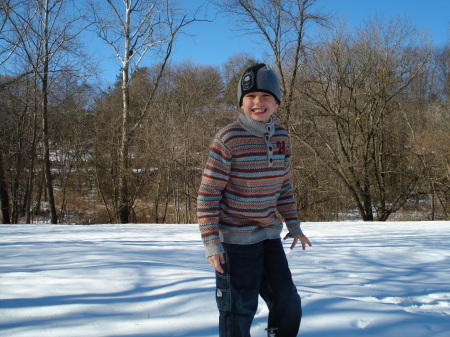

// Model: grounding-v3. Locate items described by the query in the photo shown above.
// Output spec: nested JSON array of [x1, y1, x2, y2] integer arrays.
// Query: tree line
[[0, 0, 448, 224]]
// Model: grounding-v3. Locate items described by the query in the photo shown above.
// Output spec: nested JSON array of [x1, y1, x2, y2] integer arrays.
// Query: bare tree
[[0, 1, 13, 223], [0, 0, 26, 224], [298, 17, 431, 220], [5, 0, 89, 224], [403, 44, 450, 220], [90, 0, 203, 223]]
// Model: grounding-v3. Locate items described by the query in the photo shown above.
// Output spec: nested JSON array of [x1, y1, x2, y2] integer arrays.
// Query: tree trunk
[[118, 95, 130, 224], [11, 136, 23, 223], [118, 7, 131, 224], [25, 103, 39, 223], [0, 153, 11, 224], [42, 0, 57, 224]]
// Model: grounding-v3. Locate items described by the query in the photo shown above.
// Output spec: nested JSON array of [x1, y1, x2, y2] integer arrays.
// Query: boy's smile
[[241, 91, 278, 123]]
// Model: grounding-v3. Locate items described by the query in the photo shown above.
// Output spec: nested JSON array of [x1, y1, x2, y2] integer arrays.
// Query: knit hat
[[237, 63, 281, 106]]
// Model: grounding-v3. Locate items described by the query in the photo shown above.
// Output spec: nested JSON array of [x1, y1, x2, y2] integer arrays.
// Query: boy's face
[[241, 91, 278, 123]]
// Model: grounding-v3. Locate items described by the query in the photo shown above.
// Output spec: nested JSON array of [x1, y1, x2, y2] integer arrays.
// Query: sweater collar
[[237, 113, 275, 138]]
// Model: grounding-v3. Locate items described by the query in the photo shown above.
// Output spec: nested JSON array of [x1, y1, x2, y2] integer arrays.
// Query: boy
[[197, 63, 311, 337]]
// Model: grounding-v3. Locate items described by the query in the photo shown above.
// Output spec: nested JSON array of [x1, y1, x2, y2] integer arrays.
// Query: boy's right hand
[[208, 253, 225, 273]]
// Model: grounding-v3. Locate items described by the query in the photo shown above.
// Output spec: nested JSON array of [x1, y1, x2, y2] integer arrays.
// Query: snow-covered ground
[[1, 221, 449, 337]]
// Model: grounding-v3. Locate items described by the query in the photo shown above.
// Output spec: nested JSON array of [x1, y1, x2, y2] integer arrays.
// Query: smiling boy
[[197, 63, 311, 337]]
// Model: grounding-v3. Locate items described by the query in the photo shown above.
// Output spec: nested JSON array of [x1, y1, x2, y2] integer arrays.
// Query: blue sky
[[96, 0, 450, 85]]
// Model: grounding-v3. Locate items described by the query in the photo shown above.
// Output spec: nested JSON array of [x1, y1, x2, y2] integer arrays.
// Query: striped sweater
[[197, 113, 303, 257]]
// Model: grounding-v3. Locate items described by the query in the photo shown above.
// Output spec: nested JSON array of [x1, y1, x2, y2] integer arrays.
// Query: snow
[[1, 221, 449, 337]]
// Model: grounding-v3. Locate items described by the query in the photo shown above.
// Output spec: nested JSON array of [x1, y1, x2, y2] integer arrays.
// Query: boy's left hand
[[283, 234, 312, 250]]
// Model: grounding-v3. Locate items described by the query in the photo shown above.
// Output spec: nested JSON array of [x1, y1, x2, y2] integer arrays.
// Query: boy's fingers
[[301, 237, 312, 250], [290, 238, 298, 250], [305, 237, 312, 247], [289, 235, 312, 250], [208, 254, 224, 273]]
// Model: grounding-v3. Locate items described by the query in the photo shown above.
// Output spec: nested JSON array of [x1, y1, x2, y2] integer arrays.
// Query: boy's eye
[[243, 93, 274, 101]]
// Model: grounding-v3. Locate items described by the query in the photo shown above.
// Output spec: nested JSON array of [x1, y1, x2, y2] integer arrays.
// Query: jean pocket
[[215, 269, 230, 311]]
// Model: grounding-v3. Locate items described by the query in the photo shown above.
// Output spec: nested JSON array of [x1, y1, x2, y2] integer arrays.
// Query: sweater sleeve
[[197, 136, 232, 257], [277, 138, 304, 237]]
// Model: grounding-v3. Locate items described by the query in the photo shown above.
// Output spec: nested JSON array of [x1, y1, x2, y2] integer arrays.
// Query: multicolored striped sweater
[[197, 113, 303, 257]]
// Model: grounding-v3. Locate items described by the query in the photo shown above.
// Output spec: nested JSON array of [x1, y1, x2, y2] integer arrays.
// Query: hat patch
[[241, 70, 255, 91]]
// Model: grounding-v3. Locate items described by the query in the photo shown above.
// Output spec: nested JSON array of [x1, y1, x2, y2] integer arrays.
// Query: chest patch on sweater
[[277, 141, 286, 154]]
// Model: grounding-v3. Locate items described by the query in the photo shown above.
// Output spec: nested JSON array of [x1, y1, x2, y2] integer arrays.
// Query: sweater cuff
[[286, 222, 304, 238], [204, 241, 225, 257]]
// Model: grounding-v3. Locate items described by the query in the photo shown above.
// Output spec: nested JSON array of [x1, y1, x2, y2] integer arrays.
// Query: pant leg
[[259, 239, 302, 337], [216, 241, 265, 337]]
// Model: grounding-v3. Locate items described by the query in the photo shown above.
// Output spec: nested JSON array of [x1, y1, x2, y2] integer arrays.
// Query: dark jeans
[[215, 239, 302, 337]]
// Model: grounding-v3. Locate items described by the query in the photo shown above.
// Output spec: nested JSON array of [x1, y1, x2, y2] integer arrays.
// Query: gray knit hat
[[237, 63, 281, 106]]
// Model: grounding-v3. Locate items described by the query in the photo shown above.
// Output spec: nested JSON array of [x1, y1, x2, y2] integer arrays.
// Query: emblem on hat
[[241, 70, 255, 91]]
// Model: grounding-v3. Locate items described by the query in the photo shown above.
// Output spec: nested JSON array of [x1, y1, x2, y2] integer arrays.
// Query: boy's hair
[[237, 63, 281, 106]]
